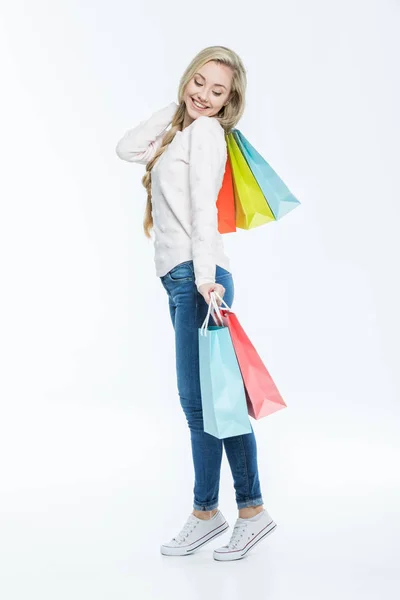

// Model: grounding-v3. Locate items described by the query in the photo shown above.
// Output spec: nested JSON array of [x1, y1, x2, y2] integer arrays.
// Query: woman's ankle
[[238, 505, 264, 519], [192, 508, 218, 520]]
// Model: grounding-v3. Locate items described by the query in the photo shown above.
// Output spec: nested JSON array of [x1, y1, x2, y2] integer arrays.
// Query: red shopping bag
[[211, 293, 287, 419]]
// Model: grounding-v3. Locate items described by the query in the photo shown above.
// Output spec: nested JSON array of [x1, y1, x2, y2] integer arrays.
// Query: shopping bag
[[216, 154, 236, 234], [210, 292, 287, 420], [216, 129, 300, 232], [233, 130, 300, 220], [198, 300, 252, 439], [226, 133, 276, 230]]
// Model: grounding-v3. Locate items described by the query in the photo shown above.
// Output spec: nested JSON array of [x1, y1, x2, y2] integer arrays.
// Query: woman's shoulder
[[187, 116, 227, 169], [187, 116, 226, 152], [190, 115, 225, 135]]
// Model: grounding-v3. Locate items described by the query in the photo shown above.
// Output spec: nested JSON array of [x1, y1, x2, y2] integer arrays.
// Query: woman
[[116, 46, 277, 561]]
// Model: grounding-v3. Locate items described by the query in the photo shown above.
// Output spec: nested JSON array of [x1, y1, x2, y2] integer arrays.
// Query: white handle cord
[[212, 291, 233, 312], [200, 291, 233, 337]]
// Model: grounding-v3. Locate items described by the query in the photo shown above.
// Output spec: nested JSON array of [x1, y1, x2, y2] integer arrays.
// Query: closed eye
[[194, 80, 222, 97]]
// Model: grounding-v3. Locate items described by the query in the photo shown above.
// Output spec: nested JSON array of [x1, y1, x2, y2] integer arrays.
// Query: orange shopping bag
[[216, 154, 236, 234]]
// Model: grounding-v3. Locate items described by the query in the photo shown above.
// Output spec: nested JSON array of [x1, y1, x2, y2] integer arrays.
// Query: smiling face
[[182, 60, 233, 128]]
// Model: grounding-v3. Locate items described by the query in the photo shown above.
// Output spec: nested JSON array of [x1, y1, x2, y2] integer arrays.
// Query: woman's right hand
[[198, 282, 226, 306]]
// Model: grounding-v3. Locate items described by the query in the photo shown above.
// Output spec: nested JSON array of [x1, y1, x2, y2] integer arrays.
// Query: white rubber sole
[[213, 520, 277, 561], [160, 522, 229, 556]]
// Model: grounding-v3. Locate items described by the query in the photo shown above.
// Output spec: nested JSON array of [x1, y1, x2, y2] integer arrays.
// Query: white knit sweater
[[115, 102, 231, 291]]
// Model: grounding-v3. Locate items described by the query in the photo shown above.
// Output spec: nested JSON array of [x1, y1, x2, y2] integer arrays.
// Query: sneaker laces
[[226, 521, 248, 549], [174, 515, 198, 544]]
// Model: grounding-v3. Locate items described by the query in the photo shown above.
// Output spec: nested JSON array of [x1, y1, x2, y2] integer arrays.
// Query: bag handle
[[200, 297, 215, 336], [200, 291, 233, 336], [211, 291, 233, 312], [210, 291, 234, 327], [200, 293, 224, 335]]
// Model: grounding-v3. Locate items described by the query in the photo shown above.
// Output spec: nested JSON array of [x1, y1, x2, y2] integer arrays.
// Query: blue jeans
[[160, 260, 264, 511]]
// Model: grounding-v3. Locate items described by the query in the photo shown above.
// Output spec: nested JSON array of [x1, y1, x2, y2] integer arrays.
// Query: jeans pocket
[[216, 265, 231, 277], [169, 262, 193, 282], [216, 266, 232, 285]]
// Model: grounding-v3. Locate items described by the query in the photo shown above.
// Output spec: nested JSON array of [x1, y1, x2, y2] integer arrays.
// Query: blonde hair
[[142, 45, 247, 238]]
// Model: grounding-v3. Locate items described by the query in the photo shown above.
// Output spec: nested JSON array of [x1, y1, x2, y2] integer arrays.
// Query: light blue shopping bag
[[198, 302, 252, 439], [233, 129, 300, 220]]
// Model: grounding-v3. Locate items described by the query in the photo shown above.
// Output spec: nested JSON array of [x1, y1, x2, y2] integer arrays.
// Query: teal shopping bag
[[198, 303, 252, 439], [233, 129, 300, 220]]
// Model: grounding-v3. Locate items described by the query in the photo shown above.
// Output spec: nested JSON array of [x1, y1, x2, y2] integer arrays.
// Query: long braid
[[142, 103, 185, 238]]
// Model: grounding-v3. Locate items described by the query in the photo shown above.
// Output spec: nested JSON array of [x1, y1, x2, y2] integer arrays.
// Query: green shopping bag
[[226, 133, 276, 229]]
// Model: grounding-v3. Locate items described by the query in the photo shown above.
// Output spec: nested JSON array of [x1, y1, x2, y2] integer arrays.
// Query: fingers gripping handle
[[199, 291, 233, 336]]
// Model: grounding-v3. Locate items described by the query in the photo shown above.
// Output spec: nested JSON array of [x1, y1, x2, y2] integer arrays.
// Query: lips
[[191, 97, 208, 110]]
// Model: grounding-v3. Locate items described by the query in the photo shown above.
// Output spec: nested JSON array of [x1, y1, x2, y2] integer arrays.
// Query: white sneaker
[[160, 509, 229, 556], [213, 508, 277, 561]]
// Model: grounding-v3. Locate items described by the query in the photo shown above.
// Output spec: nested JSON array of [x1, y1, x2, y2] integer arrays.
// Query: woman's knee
[[179, 400, 204, 430]]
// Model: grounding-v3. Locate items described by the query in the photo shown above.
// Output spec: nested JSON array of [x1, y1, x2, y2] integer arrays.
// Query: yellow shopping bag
[[226, 133, 276, 230]]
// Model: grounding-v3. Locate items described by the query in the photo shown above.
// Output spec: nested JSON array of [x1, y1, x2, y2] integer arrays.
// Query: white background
[[0, 0, 399, 598]]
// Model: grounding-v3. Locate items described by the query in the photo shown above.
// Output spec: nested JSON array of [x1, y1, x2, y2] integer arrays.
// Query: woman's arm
[[188, 116, 227, 292], [115, 101, 178, 164]]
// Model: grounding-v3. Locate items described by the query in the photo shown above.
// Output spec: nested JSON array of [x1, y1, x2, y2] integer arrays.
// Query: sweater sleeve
[[115, 101, 178, 164], [188, 116, 227, 292]]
